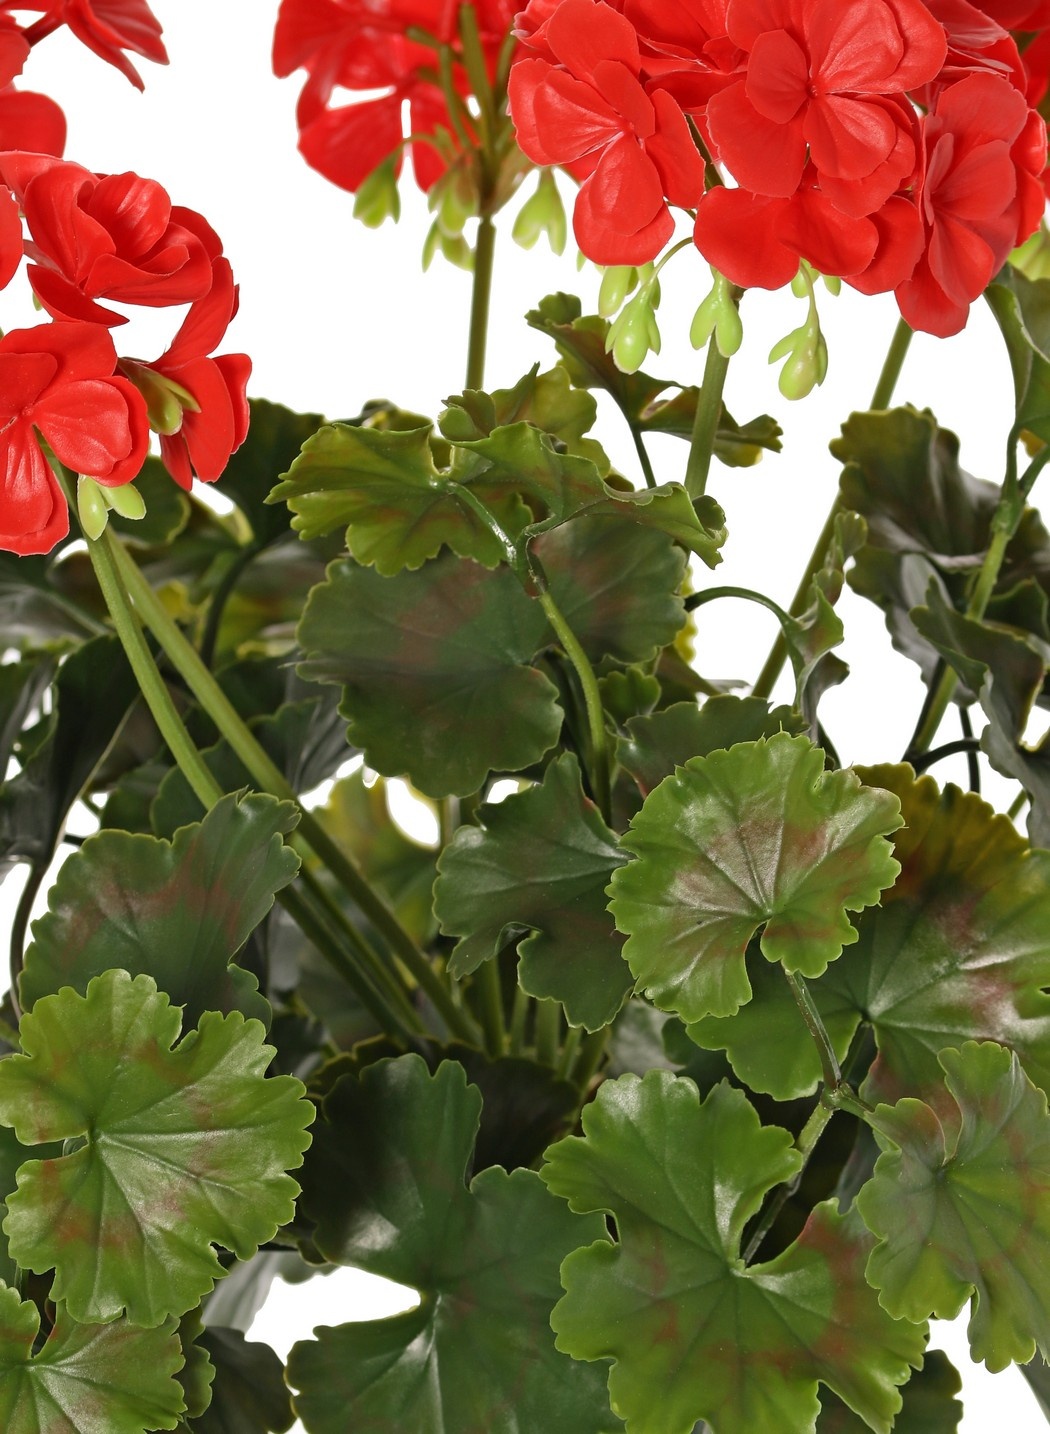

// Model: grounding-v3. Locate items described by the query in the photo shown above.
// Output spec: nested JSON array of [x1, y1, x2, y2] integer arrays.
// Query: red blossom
[[120, 258, 251, 490], [966, 0, 1050, 27], [0, 321, 148, 555], [274, 0, 517, 193], [0, 153, 216, 325], [897, 72, 1046, 334], [0, 85, 66, 153], [508, 0, 704, 263], [0, 0, 165, 88], [705, 0, 945, 202]]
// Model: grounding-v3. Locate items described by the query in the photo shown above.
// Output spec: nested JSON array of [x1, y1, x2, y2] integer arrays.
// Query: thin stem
[[535, 999, 561, 1067], [509, 981, 531, 1057], [466, 215, 496, 389], [199, 543, 260, 668], [742, 1097, 835, 1264], [959, 706, 981, 793], [8, 863, 46, 1021], [571, 1026, 609, 1094], [687, 585, 791, 628], [535, 586, 611, 820], [1008, 788, 1030, 821], [752, 318, 913, 699], [910, 736, 981, 774], [475, 960, 507, 1058], [555, 1024, 583, 1082], [104, 531, 479, 1045], [629, 423, 657, 489], [784, 969, 842, 1089], [684, 330, 731, 499]]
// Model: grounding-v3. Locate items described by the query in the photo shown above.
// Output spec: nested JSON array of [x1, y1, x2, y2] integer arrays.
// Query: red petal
[[805, 95, 897, 180], [0, 88, 66, 156], [707, 80, 806, 196], [546, 0, 641, 83], [646, 90, 705, 207], [780, 189, 877, 276], [297, 94, 405, 193], [745, 29, 807, 124], [693, 187, 799, 288], [0, 425, 68, 555]]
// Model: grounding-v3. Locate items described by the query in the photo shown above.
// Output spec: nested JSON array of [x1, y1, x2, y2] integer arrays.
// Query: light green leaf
[[859, 1041, 1050, 1370], [0, 1282, 183, 1432], [0, 970, 313, 1327], [609, 734, 902, 1021], [542, 1071, 925, 1434]]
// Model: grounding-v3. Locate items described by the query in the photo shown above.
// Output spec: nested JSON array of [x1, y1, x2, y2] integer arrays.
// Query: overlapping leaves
[[287, 1055, 618, 1432], [858, 1041, 1050, 1370], [434, 754, 632, 1029], [20, 792, 299, 1025], [541, 1070, 925, 1434], [688, 765, 1050, 1103], [608, 734, 902, 1022], [0, 1285, 183, 1433], [0, 971, 313, 1327]]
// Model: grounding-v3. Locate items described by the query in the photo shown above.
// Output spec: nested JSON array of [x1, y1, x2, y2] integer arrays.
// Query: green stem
[[475, 960, 506, 1058], [509, 982, 531, 1057], [629, 422, 657, 489], [104, 531, 479, 1045], [908, 525, 1012, 755], [7, 863, 46, 1021], [1009, 788, 1030, 821], [784, 969, 842, 1089], [555, 1024, 583, 1082], [571, 1026, 609, 1094], [466, 214, 496, 390], [742, 1096, 835, 1264], [684, 330, 731, 499], [535, 586, 611, 820], [752, 318, 914, 700], [535, 999, 561, 1067]]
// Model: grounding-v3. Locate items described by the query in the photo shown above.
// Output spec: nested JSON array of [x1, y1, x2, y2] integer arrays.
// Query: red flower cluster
[[272, 0, 517, 194], [508, 0, 1050, 336], [0, 154, 250, 553]]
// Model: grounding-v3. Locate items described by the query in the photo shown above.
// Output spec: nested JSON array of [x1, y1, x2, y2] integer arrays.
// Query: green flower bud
[[119, 359, 198, 435], [607, 297, 652, 374], [103, 482, 146, 521], [512, 169, 567, 255], [598, 265, 637, 319], [353, 159, 402, 229], [430, 162, 478, 238], [769, 318, 828, 400], [690, 270, 742, 357], [76, 475, 110, 542]]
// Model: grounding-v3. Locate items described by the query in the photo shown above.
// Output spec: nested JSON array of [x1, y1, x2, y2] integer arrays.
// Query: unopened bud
[[103, 482, 146, 521], [769, 318, 828, 400], [599, 266, 637, 318], [353, 159, 402, 229], [76, 475, 110, 542], [512, 169, 567, 255]]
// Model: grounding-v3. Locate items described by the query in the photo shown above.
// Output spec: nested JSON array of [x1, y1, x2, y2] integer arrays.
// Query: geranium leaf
[[608, 734, 902, 1021], [195, 1327, 294, 1434], [108, 457, 190, 548], [540, 515, 687, 666], [268, 420, 527, 570], [541, 1071, 925, 1434], [816, 1350, 962, 1432], [218, 398, 325, 548], [434, 754, 633, 1029], [440, 363, 608, 468], [0, 970, 313, 1327], [20, 792, 300, 1027], [617, 696, 805, 800], [0, 1283, 183, 1433], [987, 267, 1050, 441], [287, 1054, 618, 1432], [857, 1040, 1050, 1370], [296, 553, 560, 796]]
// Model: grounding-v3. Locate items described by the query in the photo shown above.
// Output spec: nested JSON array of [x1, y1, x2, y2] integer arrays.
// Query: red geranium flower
[[0, 85, 65, 153], [966, 0, 1050, 27], [706, 0, 945, 203], [0, 153, 215, 325], [509, 0, 704, 263], [0, 321, 148, 555], [0, 0, 166, 88], [897, 72, 1046, 334], [120, 258, 250, 489]]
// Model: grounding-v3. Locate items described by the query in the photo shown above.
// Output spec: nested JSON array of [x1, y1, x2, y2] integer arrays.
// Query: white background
[[0, 1, 1046, 1427]]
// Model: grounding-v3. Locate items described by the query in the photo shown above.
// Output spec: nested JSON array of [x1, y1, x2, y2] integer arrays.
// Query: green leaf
[[218, 398, 326, 548], [0, 1283, 183, 1432], [440, 363, 608, 469], [435, 754, 632, 1030], [287, 1055, 618, 1432], [617, 696, 805, 800], [688, 763, 1050, 1103], [541, 1071, 926, 1434], [268, 420, 525, 569], [608, 734, 903, 1021], [0, 547, 103, 648], [816, 1351, 962, 1432], [858, 1040, 1050, 1370], [20, 792, 299, 1026], [986, 267, 1050, 441], [297, 553, 560, 796], [0, 970, 313, 1327], [195, 1327, 294, 1434]]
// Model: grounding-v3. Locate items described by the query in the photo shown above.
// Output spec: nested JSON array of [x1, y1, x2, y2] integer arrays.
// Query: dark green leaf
[[542, 1071, 926, 1434], [287, 1055, 617, 1432], [858, 1040, 1050, 1369], [440, 364, 608, 468], [435, 754, 632, 1029], [0, 970, 314, 1326], [219, 399, 326, 547], [986, 267, 1050, 441], [0, 547, 103, 648], [109, 457, 191, 548], [817, 1351, 962, 1432], [0, 1284, 183, 1432], [20, 792, 299, 1026], [195, 1328, 294, 1434], [297, 553, 560, 796], [609, 734, 902, 1021]]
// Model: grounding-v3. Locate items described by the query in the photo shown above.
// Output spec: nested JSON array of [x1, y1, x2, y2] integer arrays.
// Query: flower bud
[[119, 359, 199, 436], [769, 317, 827, 400], [353, 159, 402, 229], [598, 265, 637, 318], [607, 295, 657, 374], [76, 475, 110, 541], [512, 170, 566, 255], [103, 482, 146, 521]]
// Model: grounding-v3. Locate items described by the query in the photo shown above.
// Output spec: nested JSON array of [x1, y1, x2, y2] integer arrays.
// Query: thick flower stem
[[742, 1096, 835, 1264], [752, 317, 914, 700], [104, 530, 480, 1046], [684, 329, 731, 499], [784, 969, 842, 1089], [535, 586, 611, 821], [466, 215, 496, 390]]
